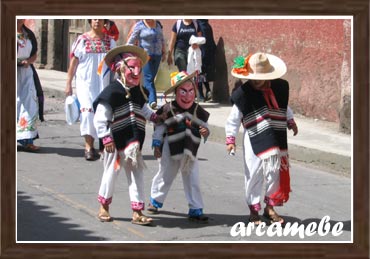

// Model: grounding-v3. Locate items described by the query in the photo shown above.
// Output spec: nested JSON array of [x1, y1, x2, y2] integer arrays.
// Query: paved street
[[16, 92, 351, 242]]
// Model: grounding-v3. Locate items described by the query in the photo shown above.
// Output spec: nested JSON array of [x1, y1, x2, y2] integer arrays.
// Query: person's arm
[[94, 102, 113, 137], [199, 121, 210, 142], [141, 104, 166, 123], [65, 56, 79, 96], [167, 31, 177, 66], [127, 22, 140, 45], [196, 21, 202, 36], [94, 102, 116, 152], [287, 105, 298, 136], [141, 104, 156, 121], [152, 123, 166, 158], [225, 104, 243, 154], [159, 24, 166, 62], [20, 53, 37, 68], [286, 105, 294, 120]]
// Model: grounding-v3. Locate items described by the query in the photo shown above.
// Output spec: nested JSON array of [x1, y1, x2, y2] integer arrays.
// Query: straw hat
[[164, 71, 197, 96], [231, 52, 287, 80], [104, 45, 149, 68]]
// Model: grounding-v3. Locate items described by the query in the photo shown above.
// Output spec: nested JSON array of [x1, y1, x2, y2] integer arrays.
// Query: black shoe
[[188, 214, 209, 223]]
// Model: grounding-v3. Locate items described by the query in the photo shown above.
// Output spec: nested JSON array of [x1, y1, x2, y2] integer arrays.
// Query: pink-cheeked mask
[[175, 81, 196, 110], [123, 58, 142, 87]]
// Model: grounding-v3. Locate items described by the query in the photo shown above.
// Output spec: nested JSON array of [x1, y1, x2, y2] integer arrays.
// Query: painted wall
[[115, 19, 351, 123], [25, 18, 351, 125]]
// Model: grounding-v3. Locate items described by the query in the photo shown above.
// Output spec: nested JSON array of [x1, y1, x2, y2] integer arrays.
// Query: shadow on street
[[17, 191, 106, 241]]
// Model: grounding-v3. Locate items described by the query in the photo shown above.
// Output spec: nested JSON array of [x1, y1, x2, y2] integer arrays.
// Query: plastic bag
[[65, 95, 80, 125]]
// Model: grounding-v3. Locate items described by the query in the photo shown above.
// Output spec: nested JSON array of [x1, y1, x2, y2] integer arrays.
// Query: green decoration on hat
[[233, 56, 246, 68]]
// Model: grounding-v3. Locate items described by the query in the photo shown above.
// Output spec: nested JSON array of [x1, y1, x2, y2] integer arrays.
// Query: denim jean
[[142, 54, 162, 105]]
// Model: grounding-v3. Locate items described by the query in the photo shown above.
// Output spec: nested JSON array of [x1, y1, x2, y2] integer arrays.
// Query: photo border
[[3, 0, 369, 257]]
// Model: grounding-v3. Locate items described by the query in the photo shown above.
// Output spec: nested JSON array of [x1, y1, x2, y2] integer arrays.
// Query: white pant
[[98, 149, 145, 210], [150, 138, 204, 210], [242, 130, 281, 207]]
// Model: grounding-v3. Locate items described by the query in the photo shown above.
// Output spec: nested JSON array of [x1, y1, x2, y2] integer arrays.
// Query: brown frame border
[[3, 0, 369, 258]]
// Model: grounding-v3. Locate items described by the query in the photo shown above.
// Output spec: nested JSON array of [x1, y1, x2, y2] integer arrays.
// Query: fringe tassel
[[180, 155, 192, 173], [261, 154, 281, 174], [124, 142, 147, 170]]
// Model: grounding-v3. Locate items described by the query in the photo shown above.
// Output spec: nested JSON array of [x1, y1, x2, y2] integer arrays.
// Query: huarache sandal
[[147, 203, 159, 214], [23, 144, 40, 152], [188, 214, 209, 224], [97, 205, 112, 222], [263, 211, 284, 225], [131, 215, 153, 225]]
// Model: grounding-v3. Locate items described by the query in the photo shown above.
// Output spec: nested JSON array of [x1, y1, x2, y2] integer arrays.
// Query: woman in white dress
[[65, 19, 116, 161], [17, 19, 40, 152]]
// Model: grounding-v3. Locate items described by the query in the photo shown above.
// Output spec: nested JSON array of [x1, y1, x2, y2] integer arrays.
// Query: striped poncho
[[93, 80, 147, 151], [155, 101, 210, 161], [231, 79, 289, 159]]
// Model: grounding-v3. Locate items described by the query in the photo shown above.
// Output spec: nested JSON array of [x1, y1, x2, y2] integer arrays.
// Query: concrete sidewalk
[[36, 68, 352, 175]]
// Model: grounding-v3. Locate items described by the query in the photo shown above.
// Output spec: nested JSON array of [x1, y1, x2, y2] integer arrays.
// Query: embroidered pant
[[97, 149, 145, 210], [150, 139, 205, 216], [242, 130, 281, 211]]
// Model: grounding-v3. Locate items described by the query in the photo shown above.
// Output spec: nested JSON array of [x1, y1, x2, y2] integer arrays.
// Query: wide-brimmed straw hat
[[231, 52, 287, 80], [164, 71, 197, 96], [104, 45, 149, 68]]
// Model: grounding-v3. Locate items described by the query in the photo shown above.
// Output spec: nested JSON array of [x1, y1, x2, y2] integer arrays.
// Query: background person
[[102, 19, 120, 42], [196, 19, 217, 102], [186, 35, 206, 102], [127, 19, 166, 110], [17, 19, 41, 152], [65, 19, 116, 161], [167, 19, 201, 72]]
